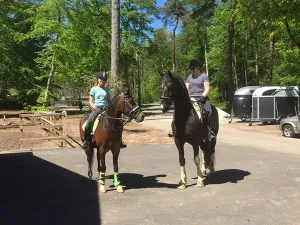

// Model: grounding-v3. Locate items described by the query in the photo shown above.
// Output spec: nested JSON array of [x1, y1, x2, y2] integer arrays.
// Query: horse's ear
[[126, 88, 131, 95], [167, 70, 175, 80], [159, 71, 164, 77]]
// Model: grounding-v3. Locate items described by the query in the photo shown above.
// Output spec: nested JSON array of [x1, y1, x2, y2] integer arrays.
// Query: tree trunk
[[111, 0, 120, 79], [255, 47, 259, 84], [244, 32, 248, 86], [227, 0, 236, 112], [172, 19, 179, 73], [205, 44, 209, 75], [136, 53, 142, 106], [44, 60, 56, 105], [268, 34, 275, 82]]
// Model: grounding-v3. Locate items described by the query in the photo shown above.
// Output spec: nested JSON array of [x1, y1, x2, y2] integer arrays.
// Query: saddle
[[190, 97, 207, 123], [82, 109, 106, 135]]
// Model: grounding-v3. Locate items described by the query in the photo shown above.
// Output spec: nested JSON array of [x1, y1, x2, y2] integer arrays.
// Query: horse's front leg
[[84, 146, 94, 180], [98, 146, 107, 193], [96, 148, 101, 178], [112, 147, 124, 193], [199, 140, 209, 176], [175, 139, 187, 190], [193, 145, 205, 188]]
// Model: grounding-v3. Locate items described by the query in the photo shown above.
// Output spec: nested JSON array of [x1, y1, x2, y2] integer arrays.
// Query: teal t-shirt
[[89, 87, 110, 107]]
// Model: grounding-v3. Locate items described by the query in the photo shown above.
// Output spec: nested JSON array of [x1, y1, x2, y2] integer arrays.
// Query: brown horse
[[79, 90, 145, 193]]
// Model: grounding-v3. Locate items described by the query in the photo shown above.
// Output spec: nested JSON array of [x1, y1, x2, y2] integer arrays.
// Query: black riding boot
[[207, 120, 216, 141], [82, 129, 92, 149], [82, 138, 91, 149]]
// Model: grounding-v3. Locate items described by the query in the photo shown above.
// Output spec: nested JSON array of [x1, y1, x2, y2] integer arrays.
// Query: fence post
[[61, 111, 68, 147], [19, 115, 23, 149]]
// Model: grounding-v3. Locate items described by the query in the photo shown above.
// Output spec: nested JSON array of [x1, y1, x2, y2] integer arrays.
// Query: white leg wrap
[[194, 156, 205, 181], [180, 166, 187, 184]]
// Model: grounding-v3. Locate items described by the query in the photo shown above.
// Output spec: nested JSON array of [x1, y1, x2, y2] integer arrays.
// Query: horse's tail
[[211, 105, 219, 136]]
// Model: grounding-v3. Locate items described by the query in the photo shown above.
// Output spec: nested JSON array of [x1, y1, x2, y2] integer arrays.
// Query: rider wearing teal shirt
[[89, 87, 110, 108], [82, 72, 126, 149]]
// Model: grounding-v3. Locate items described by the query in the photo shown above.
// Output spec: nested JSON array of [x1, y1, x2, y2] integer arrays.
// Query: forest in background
[[1, 0, 300, 111]]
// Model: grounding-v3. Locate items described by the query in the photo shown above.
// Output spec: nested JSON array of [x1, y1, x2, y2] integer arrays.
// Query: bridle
[[102, 93, 141, 131], [160, 81, 174, 106]]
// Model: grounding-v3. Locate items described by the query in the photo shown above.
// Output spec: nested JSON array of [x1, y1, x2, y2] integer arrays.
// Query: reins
[[100, 95, 140, 132]]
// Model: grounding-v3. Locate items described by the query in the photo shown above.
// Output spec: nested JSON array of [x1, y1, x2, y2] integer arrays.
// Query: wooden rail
[[19, 111, 68, 149]]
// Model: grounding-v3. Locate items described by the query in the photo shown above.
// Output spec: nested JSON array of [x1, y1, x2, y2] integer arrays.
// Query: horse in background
[[160, 71, 219, 189], [79, 89, 145, 193]]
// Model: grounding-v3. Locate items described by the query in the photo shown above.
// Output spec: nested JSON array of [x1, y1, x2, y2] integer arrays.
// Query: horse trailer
[[250, 86, 299, 125], [231, 86, 259, 122]]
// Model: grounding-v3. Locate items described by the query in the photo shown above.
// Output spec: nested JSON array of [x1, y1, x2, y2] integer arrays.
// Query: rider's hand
[[93, 106, 98, 110], [199, 96, 207, 104]]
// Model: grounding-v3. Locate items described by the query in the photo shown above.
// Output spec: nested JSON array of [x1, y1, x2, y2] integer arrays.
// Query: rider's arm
[[185, 83, 190, 90], [89, 95, 97, 110], [202, 81, 210, 97]]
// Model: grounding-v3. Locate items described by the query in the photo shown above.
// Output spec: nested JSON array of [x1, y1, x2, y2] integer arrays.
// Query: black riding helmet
[[96, 72, 108, 82], [188, 60, 202, 70]]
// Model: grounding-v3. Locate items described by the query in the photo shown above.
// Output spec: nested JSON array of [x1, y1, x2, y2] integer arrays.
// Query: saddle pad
[[82, 111, 105, 135], [190, 97, 202, 122]]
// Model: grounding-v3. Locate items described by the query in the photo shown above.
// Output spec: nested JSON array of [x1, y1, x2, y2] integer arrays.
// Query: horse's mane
[[172, 72, 190, 101]]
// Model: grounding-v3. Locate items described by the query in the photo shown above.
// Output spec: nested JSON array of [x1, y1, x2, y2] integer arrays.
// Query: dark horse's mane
[[171, 73, 191, 104]]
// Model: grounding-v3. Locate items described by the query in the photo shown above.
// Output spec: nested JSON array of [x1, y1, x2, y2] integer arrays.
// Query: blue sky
[[150, 0, 167, 30]]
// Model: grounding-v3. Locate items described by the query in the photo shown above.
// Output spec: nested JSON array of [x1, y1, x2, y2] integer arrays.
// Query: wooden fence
[[19, 111, 68, 149]]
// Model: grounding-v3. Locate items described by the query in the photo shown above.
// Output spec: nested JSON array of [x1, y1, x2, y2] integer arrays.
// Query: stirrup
[[208, 132, 216, 141], [81, 140, 90, 149], [168, 131, 174, 137], [120, 141, 127, 148]]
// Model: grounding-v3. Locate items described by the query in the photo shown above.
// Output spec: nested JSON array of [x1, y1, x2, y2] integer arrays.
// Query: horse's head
[[117, 89, 145, 123], [159, 70, 177, 113]]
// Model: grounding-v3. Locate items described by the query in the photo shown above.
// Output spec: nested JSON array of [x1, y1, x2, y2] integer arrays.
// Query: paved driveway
[[1, 143, 300, 225]]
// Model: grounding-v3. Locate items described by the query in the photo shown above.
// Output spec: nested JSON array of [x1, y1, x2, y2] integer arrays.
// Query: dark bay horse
[[79, 90, 145, 193], [160, 71, 219, 189]]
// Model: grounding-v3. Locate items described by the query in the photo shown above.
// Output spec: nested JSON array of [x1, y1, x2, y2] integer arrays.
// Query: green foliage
[[142, 72, 162, 103], [2, 0, 300, 109]]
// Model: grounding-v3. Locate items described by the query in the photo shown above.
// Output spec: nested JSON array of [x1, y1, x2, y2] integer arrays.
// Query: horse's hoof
[[99, 185, 106, 193], [117, 185, 125, 193], [177, 180, 187, 190], [196, 181, 205, 188], [177, 184, 186, 190]]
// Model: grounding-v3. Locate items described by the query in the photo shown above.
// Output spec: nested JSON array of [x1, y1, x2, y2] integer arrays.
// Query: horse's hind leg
[[84, 147, 94, 180], [208, 140, 216, 174], [112, 148, 124, 193], [175, 140, 187, 190], [193, 145, 205, 187]]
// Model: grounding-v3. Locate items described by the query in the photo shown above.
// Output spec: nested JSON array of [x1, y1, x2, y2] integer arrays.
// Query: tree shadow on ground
[[107, 173, 177, 190], [204, 169, 251, 185], [0, 152, 101, 225], [123, 128, 149, 133]]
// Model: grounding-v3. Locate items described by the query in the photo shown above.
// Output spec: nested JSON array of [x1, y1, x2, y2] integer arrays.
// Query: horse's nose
[[136, 113, 145, 122]]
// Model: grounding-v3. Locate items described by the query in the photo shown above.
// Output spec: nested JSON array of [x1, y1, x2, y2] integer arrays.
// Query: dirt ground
[[0, 110, 283, 152], [0, 115, 174, 151]]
